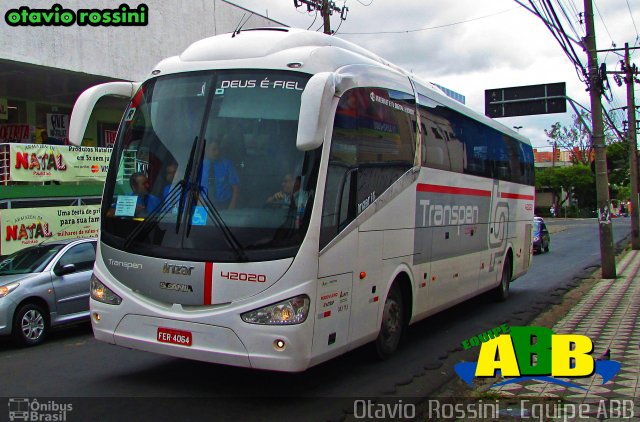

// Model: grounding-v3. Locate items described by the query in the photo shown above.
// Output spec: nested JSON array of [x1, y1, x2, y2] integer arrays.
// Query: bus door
[[350, 230, 383, 344]]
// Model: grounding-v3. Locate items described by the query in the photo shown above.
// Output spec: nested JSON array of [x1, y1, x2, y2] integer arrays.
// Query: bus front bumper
[[91, 299, 312, 372]]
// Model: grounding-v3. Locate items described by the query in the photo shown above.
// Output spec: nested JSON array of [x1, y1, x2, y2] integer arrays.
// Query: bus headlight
[[241, 295, 310, 325], [91, 274, 122, 305]]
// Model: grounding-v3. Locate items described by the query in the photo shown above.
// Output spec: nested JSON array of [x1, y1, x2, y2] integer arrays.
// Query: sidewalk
[[493, 249, 640, 418]]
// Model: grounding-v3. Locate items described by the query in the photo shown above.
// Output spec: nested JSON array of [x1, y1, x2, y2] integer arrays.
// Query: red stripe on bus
[[500, 192, 534, 200], [416, 183, 491, 197], [204, 262, 213, 305]]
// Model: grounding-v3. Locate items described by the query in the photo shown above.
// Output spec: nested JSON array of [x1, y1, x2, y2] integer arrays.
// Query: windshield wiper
[[189, 186, 248, 262], [175, 137, 199, 234], [122, 180, 186, 250], [122, 136, 201, 250]]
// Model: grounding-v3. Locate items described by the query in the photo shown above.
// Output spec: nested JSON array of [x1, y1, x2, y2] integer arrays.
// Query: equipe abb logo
[[454, 326, 621, 390]]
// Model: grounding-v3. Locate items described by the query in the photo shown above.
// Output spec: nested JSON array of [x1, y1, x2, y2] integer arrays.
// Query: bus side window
[[417, 96, 453, 172], [320, 87, 414, 249]]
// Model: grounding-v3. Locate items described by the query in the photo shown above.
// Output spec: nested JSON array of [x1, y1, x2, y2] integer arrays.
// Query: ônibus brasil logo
[[454, 325, 621, 390]]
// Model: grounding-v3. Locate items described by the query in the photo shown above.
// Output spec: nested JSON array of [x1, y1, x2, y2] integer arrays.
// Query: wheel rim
[[381, 298, 401, 346], [21, 310, 44, 341]]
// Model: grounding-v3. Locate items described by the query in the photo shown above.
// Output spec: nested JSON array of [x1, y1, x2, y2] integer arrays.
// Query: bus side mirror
[[296, 72, 336, 151], [68, 82, 140, 146]]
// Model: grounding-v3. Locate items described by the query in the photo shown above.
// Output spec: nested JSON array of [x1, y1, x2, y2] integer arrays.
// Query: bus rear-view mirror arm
[[68, 82, 141, 146], [296, 72, 336, 151]]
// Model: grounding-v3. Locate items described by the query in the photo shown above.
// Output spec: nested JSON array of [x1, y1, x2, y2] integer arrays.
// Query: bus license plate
[[157, 327, 192, 347]]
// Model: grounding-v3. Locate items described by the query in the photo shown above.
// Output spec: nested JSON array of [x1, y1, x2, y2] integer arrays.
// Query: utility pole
[[624, 42, 640, 249], [584, 0, 617, 278], [321, 0, 331, 34], [293, 0, 348, 35]]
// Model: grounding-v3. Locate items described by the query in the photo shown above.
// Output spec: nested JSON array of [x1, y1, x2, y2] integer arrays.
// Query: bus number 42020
[[220, 271, 266, 283]]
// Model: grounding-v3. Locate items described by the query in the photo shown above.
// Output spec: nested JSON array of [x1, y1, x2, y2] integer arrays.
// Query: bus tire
[[494, 254, 511, 302], [13, 303, 48, 347], [375, 284, 405, 359]]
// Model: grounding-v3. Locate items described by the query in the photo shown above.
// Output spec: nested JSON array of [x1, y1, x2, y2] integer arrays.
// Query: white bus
[[69, 28, 535, 372]]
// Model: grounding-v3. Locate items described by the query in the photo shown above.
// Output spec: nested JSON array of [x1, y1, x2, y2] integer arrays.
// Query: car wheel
[[544, 242, 550, 253], [13, 303, 48, 347], [493, 255, 511, 302], [375, 284, 405, 359]]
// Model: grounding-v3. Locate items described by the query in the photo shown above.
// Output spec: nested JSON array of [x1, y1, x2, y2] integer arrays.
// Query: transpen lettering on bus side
[[69, 27, 535, 372]]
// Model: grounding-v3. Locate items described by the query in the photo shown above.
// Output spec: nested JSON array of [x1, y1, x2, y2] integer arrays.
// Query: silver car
[[0, 239, 97, 346]]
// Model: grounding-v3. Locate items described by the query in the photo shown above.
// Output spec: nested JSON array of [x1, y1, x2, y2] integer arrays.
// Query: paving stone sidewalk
[[493, 249, 640, 419]]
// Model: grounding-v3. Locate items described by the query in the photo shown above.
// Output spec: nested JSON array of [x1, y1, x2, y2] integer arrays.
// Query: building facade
[[0, 0, 282, 146]]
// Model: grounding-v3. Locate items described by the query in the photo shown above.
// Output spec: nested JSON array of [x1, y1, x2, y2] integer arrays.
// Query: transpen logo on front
[[454, 326, 621, 390]]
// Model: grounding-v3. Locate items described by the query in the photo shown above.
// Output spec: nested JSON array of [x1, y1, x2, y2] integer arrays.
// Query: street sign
[[485, 82, 566, 118]]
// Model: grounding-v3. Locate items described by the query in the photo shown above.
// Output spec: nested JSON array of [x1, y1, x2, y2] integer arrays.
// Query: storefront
[[0, 60, 128, 147], [0, 0, 282, 147]]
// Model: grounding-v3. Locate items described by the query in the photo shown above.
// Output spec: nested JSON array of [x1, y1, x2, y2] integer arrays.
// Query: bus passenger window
[[321, 87, 415, 248]]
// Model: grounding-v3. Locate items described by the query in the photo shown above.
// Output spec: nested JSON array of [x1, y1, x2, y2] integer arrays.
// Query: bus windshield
[[101, 70, 320, 262]]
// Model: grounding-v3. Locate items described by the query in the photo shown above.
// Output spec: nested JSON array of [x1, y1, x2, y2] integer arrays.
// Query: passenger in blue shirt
[[129, 172, 161, 217], [199, 141, 240, 209], [162, 162, 178, 200]]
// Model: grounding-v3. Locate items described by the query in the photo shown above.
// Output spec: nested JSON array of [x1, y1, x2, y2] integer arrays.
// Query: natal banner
[[1, 205, 100, 255], [9, 143, 112, 182]]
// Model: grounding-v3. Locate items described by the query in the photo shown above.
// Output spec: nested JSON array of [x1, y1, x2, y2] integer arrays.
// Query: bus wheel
[[494, 255, 511, 302], [375, 284, 404, 359]]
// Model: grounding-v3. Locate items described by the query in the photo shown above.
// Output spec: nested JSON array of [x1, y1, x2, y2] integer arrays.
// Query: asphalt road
[[0, 218, 631, 421]]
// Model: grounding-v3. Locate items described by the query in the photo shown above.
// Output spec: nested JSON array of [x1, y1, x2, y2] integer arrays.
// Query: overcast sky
[[230, 0, 639, 150]]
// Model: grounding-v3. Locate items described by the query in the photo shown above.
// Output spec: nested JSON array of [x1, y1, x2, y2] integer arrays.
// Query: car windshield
[[0, 244, 64, 275], [533, 221, 542, 233], [101, 70, 321, 262]]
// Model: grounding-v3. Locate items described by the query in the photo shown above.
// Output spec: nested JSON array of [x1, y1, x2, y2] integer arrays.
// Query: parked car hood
[[0, 273, 36, 285]]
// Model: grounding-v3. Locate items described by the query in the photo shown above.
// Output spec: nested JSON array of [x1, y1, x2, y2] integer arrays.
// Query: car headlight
[[0, 282, 19, 298], [241, 295, 310, 325], [91, 274, 122, 305], [533, 235, 540, 241]]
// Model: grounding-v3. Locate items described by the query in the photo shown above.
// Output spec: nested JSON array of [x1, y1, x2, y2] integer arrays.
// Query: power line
[[294, 0, 348, 34], [522, 0, 587, 84], [554, 0, 581, 40], [306, 10, 318, 30], [354, 0, 374, 5], [624, 0, 640, 46], [593, 0, 613, 44], [338, 7, 518, 35], [529, 0, 587, 82], [593, 0, 617, 62], [513, 0, 582, 43]]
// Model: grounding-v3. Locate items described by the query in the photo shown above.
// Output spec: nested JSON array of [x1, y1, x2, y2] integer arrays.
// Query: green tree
[[606, 141, 630, 199], [536, 165, 596, 210], [545, 112, 592, 165], [545, 111, 618, 165]]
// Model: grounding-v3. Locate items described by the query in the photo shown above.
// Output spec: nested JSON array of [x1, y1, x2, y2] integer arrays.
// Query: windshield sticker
[[115, 195, 137, 217], [124, 107, 136, 122], [219, 79, 304, 91], [191, 206, 208, 226]]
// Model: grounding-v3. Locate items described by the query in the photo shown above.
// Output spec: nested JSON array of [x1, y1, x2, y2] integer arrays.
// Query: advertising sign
[[46, 113, 70, 141], [104, 129, 118, 147], [0, 124, 31, 143], [1, 205, 100, 255], [9, 143, 112, 182]]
